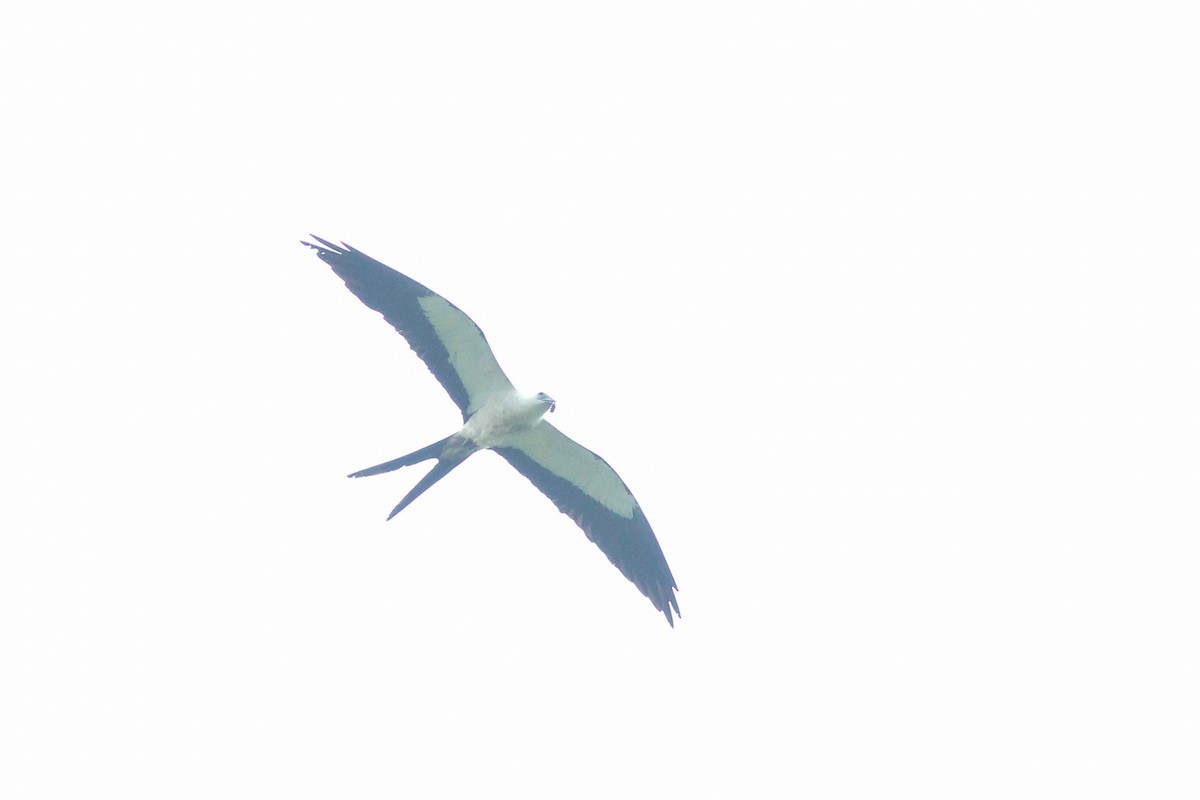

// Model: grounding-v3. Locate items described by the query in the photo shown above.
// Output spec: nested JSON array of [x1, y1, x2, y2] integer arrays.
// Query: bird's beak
[[549, 402, 556, 413]]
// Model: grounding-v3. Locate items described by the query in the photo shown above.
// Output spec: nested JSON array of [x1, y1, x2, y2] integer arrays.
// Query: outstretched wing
[[496, 422, 680, 626], [303, 237, 514, 420]]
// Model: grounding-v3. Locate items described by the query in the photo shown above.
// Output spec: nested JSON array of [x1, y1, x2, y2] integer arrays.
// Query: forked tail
[[347, 435, 474, 520], [385, 453, 470, 520], [348, 437, 453, 478]]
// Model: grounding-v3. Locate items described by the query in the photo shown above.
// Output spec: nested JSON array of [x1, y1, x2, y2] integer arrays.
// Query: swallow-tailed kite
[[303, 237, 680, 626]]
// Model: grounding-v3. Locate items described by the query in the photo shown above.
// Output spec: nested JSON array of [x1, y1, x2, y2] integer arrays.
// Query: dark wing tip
[[647, 563, 681, 627], [661, 595, 680, 627], [608, 505, 680, 627], [301, 235, 348, 256]]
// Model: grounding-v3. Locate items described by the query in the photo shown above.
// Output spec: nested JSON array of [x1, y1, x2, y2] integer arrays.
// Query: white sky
[[2, 1, 1198, 797]]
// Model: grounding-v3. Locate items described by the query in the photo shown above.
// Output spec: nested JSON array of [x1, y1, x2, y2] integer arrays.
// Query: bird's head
[[534, 392, 556, 413]]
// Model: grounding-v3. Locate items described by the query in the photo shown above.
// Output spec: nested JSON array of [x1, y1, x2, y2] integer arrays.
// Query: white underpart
[[418, 294, 634, 520], [462, 392, 552, 450], [418, 294, 514, 414]]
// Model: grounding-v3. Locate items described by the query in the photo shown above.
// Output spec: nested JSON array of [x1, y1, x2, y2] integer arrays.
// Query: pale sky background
[[2, 2, 1197, 798]]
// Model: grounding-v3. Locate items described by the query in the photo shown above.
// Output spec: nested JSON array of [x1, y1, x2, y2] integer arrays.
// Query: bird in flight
[[302, 237, 680, 626]]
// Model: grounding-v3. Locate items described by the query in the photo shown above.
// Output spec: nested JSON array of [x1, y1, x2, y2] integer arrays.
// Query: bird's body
[[303, 237, 679, 625], [461, 391, 556, 449]]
